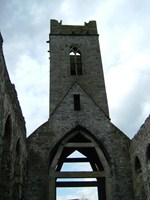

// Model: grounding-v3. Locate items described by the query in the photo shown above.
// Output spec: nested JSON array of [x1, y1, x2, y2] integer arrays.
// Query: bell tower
[[48, 20, 109, 117], [26, 20, 135, 200]]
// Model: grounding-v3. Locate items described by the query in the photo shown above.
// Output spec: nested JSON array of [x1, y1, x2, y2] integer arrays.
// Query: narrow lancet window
[[70, 47, 82, 75], [135, 156, 142, 174], [74, 94, 80, 110], [146, 144, 150, 161]]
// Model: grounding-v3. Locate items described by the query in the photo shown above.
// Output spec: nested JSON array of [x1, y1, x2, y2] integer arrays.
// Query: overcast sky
[[0, 0, 150, 140]]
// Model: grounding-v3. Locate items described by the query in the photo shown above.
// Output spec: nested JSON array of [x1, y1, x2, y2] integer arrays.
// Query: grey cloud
[[112, 70, 150, 138], [0, 0, 150, 137]]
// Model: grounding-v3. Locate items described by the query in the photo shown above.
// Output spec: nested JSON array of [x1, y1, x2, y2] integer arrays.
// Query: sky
[[0, 1, 150, 139], [1, 0, 150, 199], [57, 151, 98, 200]]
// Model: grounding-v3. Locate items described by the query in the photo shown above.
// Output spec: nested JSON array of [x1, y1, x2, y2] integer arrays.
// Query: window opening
[[74, 94, 80, 111], [70, 47, 82, 75], [146, 144, 150, 161], [56, 149, 98, 199], [67, 150, 86, 158], [135, 156, 142, 174], [57, 185, 98, 200], [61, 150, 92, 172], [16, 139, 20, 157]]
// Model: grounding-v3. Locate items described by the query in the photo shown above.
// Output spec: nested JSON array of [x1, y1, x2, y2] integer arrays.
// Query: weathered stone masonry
[[0, 33, 26, 200], [0, 20, 150, 200], [130, 116, 150, 200]]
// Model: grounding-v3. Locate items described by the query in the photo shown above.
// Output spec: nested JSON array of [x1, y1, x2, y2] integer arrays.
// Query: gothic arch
[[0, 114, 12, 199], [49, 127, 112, 200], [70, 46, 82, 75]]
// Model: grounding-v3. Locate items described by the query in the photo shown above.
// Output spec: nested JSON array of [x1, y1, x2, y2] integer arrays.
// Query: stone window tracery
[[70, 47, 82, 75]]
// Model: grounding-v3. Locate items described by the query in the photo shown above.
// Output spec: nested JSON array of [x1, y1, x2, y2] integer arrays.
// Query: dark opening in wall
[[135, 156, 142, 174], [146, 144, 150, 161], [16, 139, 20, 157], [74, 94, 80, 111], [70, 47, 82, 75]]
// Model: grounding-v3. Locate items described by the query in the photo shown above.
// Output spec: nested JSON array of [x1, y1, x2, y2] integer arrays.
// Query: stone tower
[[0, 19, 150, 200], [49, 19, 109, 117], [26, 20, 134, 200]]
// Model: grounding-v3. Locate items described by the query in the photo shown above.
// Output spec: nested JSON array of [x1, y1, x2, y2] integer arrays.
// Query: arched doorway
[[49, 128, 112, 200]]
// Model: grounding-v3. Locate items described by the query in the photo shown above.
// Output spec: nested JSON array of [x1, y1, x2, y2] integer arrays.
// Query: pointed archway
[[49, 127, 112, 200]]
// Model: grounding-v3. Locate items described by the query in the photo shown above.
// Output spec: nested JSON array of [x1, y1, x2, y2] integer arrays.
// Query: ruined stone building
[[0, 19, 150, 200]]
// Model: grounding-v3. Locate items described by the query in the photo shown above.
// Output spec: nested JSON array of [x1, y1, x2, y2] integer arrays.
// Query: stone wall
[[130, 115, 150, 200], [26, 82, 134, 199], [25, 20, 135, 200], [50, 19, 97, 35], [49, 20, 109, 117], [1, 20, 150, 200], [0, 34, 27, 200]]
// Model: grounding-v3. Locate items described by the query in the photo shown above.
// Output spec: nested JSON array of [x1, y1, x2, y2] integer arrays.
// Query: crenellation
[[50, 19, 98, 35]]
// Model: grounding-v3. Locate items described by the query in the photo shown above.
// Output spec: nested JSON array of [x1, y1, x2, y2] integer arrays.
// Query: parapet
[[50, 19, 98, 35]]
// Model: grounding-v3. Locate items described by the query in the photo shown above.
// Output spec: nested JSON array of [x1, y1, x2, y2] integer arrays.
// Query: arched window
[[135, 156, 142, 174], [70, 47, 82, 75]]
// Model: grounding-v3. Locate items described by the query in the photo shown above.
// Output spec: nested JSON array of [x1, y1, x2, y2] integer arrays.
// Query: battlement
[[50, 19, 98, 35]]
